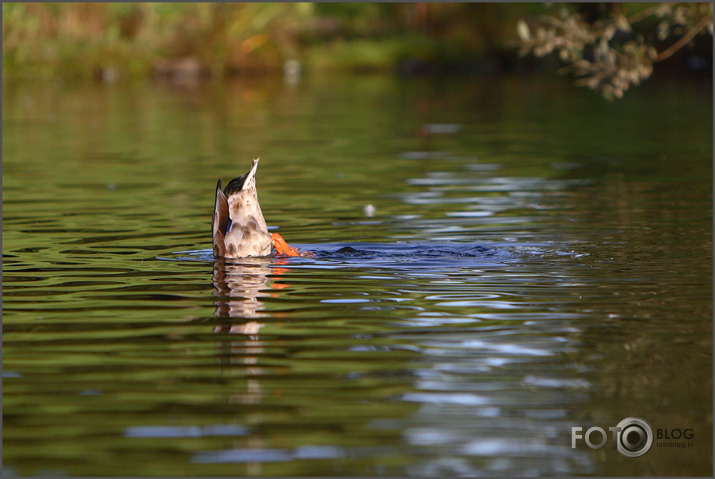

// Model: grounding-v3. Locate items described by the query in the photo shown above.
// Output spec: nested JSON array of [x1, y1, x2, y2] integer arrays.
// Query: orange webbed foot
[[272, 233, 303, 257]]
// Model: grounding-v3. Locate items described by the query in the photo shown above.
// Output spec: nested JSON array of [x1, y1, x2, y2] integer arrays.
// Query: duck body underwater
[[212, 158, 304, 258]]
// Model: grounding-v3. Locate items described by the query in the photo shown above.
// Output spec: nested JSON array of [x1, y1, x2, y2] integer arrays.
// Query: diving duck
[[212, 158, 303, 258]]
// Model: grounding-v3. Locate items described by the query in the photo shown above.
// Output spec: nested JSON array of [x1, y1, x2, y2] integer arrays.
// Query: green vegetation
[[2, 3, 534, 80], [3, 2, 712, 99]]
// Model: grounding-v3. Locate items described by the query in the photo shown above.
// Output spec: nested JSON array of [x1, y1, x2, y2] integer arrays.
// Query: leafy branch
[[517, 3, 713, 99]]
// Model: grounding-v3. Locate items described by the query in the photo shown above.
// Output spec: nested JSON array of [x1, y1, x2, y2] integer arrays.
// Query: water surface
[[3, 74, 712, 476]]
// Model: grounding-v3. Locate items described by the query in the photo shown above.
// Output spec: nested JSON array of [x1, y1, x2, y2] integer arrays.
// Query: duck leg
[[272, 233, 302, 257]]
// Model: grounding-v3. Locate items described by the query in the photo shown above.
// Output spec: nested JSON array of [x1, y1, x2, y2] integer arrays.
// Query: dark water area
[[3, 73, 712, 476]]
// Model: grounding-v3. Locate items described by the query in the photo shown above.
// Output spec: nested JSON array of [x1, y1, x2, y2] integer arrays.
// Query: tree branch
[[590, 5, 662, 39], [655, 14, 713, 62], [625, 5, 663, 25]]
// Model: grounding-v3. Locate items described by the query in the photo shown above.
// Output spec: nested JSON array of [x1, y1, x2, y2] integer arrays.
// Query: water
[[3, 73, 712, 476]]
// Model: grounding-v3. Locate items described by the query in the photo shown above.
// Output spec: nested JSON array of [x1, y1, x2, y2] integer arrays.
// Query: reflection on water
[[3, 74, 712, 476], [181, 243, 596, 475], [213, 257, 274, 320]]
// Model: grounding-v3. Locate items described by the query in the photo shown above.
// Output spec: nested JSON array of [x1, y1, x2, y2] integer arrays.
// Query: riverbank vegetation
[[2, 3, 529, 80], [3, 3, 712, 98]]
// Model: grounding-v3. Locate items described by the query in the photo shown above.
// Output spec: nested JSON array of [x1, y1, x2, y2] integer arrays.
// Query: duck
[[212, 158, 303, 258]]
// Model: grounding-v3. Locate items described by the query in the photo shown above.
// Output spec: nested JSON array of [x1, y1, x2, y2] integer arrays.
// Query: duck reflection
[[213, 257, 270, 325], [212, 256, 292, 322], [212, 257, 291, 409]]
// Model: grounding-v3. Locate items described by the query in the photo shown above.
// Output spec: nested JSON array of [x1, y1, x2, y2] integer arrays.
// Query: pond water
[[3, 73, 712, 476]]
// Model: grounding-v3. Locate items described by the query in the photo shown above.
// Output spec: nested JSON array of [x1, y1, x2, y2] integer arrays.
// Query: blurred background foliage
[[517, 3, 712, 98], [3, 2, 712, 95]]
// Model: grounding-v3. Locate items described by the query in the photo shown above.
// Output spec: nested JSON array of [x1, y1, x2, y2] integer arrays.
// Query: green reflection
[[3, 74, 712, 476]]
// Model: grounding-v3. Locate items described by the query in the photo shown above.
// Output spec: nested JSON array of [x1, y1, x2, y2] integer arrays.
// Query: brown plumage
[[212, 159, 273, 258]]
